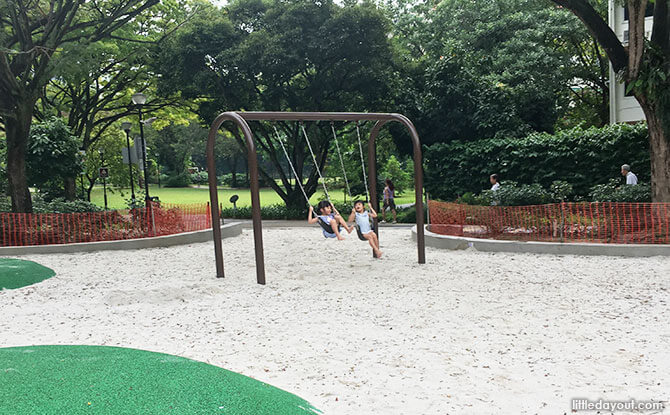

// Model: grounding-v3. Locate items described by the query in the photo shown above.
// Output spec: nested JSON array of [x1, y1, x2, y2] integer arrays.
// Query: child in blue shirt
[[348, 200, 382, 258], [308, 201, 352, 240]]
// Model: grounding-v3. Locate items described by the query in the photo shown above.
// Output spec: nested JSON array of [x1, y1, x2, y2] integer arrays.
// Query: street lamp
[[131, 93, 150, 204], [121, 121, 136, 203], [98, 148, 108, 210]]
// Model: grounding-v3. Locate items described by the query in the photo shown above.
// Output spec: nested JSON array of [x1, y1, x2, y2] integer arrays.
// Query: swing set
[[274, 121, 372, 240], [206, 112, 426, 285]]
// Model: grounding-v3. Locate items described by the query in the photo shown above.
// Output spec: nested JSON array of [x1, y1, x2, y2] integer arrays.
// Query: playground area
[[1, 226, 669, 414]]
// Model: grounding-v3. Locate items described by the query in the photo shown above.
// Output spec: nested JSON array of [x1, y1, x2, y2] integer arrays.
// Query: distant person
[[490, 174, 500, 191], [621, 164, 638, 185], [381, 179, 397, 223]]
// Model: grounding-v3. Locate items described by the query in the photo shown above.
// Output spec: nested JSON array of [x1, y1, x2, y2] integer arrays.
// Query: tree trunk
[[638, 95, 670, 202], [4, 100, 34, 213], [64, 177, 77, 200]]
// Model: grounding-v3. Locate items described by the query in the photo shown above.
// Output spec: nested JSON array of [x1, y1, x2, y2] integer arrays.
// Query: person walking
[[490, 174, 500, 191], [381, 179, 397, 223], [489, 174, 500, 206], [621, 164, 638, 185]]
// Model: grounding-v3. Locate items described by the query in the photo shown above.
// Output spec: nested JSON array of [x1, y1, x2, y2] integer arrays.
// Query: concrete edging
[[412, 225, 670, 257], [0, 222, 243, 255]]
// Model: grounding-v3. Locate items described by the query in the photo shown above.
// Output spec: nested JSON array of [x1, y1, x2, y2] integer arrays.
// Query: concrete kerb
[[413, 225, 670, 258], [0, 222, 243, 256]]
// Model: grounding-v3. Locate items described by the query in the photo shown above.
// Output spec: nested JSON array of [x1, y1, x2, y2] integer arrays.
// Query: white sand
[[1, 227, 670, 414]]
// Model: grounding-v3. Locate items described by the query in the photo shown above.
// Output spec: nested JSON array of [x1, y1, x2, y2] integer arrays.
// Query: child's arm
[[307, 206, 318, 224], [348, 207, 356, 223], [331, 203, 341, 217], [368, 202, 378, 218]]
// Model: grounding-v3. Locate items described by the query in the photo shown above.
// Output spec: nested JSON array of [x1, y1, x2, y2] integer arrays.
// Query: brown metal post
[[368, 121, 388, 256], [207, 111, 425, 284], [390, 114, 426, 264], [207, 112, 266, 284]]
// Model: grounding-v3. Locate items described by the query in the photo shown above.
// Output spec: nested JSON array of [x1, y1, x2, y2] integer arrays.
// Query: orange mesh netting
[[428, 201, 670, 244], [0, 202, 212, 247]]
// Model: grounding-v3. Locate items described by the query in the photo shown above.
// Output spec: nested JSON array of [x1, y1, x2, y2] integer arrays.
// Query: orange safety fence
[[428, 201, 670, 244], [0, 202, 212, 247]]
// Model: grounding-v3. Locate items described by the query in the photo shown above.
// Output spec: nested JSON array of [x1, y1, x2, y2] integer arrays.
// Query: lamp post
[[98, 149, 108, 210], [78, 149, 86, 199], [121, 121, 136, 204], [131, 93, 150, 204], [131, 92, 156, 235]]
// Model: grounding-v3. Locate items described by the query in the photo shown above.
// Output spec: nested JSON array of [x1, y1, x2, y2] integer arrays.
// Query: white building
[[608, 1, 654, 123]]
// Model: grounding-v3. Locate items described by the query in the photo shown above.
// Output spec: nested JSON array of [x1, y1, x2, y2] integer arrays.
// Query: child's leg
[[364, 233, 382, 257], [329, 218, 345, 240], [370, 231, 381, 250], [335, 215, 352, 233]]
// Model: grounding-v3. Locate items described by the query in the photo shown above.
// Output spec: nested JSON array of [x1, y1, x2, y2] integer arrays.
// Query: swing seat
[[355, 222, 375, 241], [317, 217, 341, 237]]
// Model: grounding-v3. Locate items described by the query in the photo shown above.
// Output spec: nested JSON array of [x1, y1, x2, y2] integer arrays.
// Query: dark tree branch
[[550, 0, 628, 73]]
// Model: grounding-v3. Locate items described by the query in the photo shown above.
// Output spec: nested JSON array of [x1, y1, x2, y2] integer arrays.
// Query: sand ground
[[1, 227, 669, 414]]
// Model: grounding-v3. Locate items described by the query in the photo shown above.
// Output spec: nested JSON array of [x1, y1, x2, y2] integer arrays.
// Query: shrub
[[493, 182, 550, 206], [424, 123, 650, 200], [190, 171, 209, 186], [588, 179, 651, 202], [219, 173, 250, 188], [395, 205, 428, 223], [164, 172, 191, 187], [0, 196, 102, 213]]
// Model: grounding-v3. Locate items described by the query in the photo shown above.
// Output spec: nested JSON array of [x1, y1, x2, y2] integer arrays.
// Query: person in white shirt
[[621, 164, 638, 185], [490, 174, 500, 191], [489, 174, 500, 206]]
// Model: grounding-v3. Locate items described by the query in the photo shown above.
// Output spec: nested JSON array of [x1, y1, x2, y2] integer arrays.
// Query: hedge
[[424, 123, 650, 201]]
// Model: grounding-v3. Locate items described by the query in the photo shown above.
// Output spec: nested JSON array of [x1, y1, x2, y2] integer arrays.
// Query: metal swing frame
[[206, 111, 426, 285]]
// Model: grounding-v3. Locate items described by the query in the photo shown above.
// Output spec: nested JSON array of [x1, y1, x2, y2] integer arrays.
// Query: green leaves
[[424, 123, 650, 201]]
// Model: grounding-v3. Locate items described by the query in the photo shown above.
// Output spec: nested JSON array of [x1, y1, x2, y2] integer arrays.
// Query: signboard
[[134, 136, 146, 170], [121, 147, 139, 164], [99, 167, 109, 179]]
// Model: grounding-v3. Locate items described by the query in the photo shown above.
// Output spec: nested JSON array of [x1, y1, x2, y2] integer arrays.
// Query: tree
[[548, 0, 670, 202], [34, 0, 192, 200], [81, 129, 140, 202], [26, 117, 81, 200], [0, 0, 159, 212], [156, 0, 395, 208], [387, 0, 611, 147]]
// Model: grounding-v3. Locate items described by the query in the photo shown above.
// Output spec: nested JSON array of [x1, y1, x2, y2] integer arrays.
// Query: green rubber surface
[[0, 258, 56, 290], [0, 345, 321, 415]]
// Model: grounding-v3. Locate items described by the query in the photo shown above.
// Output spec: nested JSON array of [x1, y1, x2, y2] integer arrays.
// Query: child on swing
[[308, 200, 352, 240], [348, 200, 382, 258]]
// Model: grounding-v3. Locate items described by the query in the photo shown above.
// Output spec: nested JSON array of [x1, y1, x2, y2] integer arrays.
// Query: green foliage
[[550, 180, 573, 202], [491, 182, 550, 206], [588, 179, 652, 202], [389, 0, 610, 150], [190, 171, 209, 186], [164, 173, 192, 187], [424, 123, 650, 200], [219, 173, 250, 188], [0, 196, 101, 213], [26, 117, 82, 200], [395, 205, 427, 223], [456, 192, 490, 206], [156, 0, 396, 207], [380, 155, 413, 193], [84, 128, 140, 191]]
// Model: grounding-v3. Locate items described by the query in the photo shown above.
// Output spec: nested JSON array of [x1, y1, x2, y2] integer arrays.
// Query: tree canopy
[[157, 0, 396, 207]]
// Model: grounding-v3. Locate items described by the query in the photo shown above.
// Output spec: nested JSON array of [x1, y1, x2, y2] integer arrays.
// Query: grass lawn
[[90, 185, 415, 209]]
